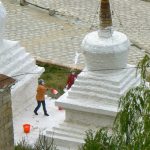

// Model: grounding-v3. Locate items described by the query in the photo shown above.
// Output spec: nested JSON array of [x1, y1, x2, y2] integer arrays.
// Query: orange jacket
[[36, 85, 47, 101]]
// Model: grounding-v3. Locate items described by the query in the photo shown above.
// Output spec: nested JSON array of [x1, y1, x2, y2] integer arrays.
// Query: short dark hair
[[38, 79, 44, 85]]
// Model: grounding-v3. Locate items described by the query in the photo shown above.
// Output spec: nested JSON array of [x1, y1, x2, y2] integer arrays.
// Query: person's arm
[[67, 74, 71, 84], [45, 85, 52, 91]]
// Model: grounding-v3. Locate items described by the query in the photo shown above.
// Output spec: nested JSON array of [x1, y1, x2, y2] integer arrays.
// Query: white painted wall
[[0, 2, 44, 117]]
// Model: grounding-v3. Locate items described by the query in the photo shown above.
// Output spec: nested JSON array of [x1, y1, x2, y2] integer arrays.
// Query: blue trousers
[[34, 100, 47, 114]]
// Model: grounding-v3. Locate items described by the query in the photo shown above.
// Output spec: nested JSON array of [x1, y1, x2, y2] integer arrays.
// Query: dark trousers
[[34, 101, 47, 114]]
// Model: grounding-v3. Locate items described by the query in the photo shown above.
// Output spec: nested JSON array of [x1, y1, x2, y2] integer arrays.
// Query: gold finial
[[99, 0, 112, 30]]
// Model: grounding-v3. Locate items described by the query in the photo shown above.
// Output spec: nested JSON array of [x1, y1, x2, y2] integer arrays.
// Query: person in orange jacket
[[34, 79, 49, 116]]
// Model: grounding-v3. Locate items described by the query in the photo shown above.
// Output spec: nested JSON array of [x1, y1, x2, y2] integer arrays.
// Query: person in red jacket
[[34, 79, 49, 116], [66, 71, 77, 90]]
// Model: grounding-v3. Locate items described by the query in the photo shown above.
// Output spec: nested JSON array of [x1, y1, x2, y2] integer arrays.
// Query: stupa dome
[[82, 31, 130, 71]]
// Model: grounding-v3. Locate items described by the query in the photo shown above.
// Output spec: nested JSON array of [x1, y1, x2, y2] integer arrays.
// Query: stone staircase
[[66, 67, 141, 107], [45, 66, 141, 149], [0, 39, 44, 117], [46, 122, 96, 149]]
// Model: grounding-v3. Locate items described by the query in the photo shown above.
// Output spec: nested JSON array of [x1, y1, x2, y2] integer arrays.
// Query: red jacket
[[67, 73, 77, 89]]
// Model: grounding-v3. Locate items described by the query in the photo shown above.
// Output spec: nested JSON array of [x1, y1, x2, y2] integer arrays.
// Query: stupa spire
[[99, 0, 113, 38]]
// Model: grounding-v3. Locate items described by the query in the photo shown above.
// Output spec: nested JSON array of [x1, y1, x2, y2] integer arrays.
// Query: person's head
[[70, 68, 75, 74], [38, 79, 45, 85], [72, 71, 75, 75]]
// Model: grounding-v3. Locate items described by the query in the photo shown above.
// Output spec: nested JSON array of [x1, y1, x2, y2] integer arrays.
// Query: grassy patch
[[36, 61, 81, 98]]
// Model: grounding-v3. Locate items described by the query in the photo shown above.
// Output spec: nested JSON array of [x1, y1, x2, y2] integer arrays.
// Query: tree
[[81, 54, 150, 150]]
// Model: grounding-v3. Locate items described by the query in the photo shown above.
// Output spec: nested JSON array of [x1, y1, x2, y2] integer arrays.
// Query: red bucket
[[23, 124, 31, 133], [51, 89, 58, 95]]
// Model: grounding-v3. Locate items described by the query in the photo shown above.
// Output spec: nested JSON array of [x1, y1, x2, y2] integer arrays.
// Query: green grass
[[36, 61, 81, 98]]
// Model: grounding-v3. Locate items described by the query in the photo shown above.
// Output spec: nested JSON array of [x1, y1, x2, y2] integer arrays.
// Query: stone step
[[0, 47, 26, 67], [86, 65, 134, 77], [1, 52, 31, 74], [47, 128, 84, 140], [46, 131, 84, 149], [71, 85, 121, 98], [119, 68, 136, 84], [68, 90, 118, 105], [120, 72, 140, 92], [121, 75, 141, 95], [12, 66, 43, 91], [56, 97, 117, 116], [78, 67, 135, 85], [60, 122, 107, 134], [8, 58, 36, 77], [0, 40, 20, 55], [57, 146, 75, 150], [59, 121, 91, 132], [52, 123, 88, 136], [75, 69, 137, 93], [75, 79, 120, 92]]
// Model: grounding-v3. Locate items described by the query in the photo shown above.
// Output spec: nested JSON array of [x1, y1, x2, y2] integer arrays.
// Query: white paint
[[82, 31, 129, 53], [13, 98, 65, 148], [0, 40, 44, 117], [74, 51, 81, 65], [82, 31, 130, 71], [0, 2, 44, 117], [98, 26, 113, 38], [46, 29, 140, 149], [0, 1, 6, 45]]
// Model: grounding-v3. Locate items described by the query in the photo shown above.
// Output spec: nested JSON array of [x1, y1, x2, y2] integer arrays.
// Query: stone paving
[[2, 0, 150, 69]]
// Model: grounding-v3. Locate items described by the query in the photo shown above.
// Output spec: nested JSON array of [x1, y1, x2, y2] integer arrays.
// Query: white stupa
[[45, 0, 141, 149], [0, 1, 44, 117]]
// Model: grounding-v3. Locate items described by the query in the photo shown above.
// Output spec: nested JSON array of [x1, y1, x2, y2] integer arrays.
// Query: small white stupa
[[45, 0, 141, 149], [0, 1, 44, 117]]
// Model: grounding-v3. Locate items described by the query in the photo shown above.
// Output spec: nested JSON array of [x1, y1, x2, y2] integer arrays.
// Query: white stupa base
[[0, 40, 44, 117], [45, 66, 141, 149]]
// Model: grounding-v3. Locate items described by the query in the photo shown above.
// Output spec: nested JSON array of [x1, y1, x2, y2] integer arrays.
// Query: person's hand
[[66, 85, 68, 89], [45, 85, 52, 90]]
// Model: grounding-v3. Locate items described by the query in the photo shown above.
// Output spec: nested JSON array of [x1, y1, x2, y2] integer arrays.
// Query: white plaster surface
[[0, 40, 44, 117], [82, 31, 130, 71], [46, 65, 141, 149], [0, 1, 6, 44], [13, 98, 65, 147], [46, 29, 141, 149], [0, 2, 44, 117], [82, 31, 130, 53]]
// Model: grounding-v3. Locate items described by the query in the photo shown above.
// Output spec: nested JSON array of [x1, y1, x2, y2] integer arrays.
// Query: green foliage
[[81, 54, 150, 150], [81, 128, 117, 150], [114, 84, 150, 149], [137, 54, 150, 81], [36, 61, 80, 98], [34, 134, 57, 150], [15, 135, 57, 150], [15, 138, 33, 150]]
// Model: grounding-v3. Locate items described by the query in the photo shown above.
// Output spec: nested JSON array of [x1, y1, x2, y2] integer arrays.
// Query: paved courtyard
[[2, 0, 150, 68]]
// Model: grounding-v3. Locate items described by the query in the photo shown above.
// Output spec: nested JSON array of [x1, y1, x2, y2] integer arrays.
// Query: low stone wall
[[0, 88, 14, 150], [142, 0, 150, 1]]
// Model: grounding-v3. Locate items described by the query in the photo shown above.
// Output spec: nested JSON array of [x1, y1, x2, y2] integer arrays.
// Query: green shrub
[[15, 138, 33, 150], [15, 135, 57, 150], [34, 134, 57, 150]]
